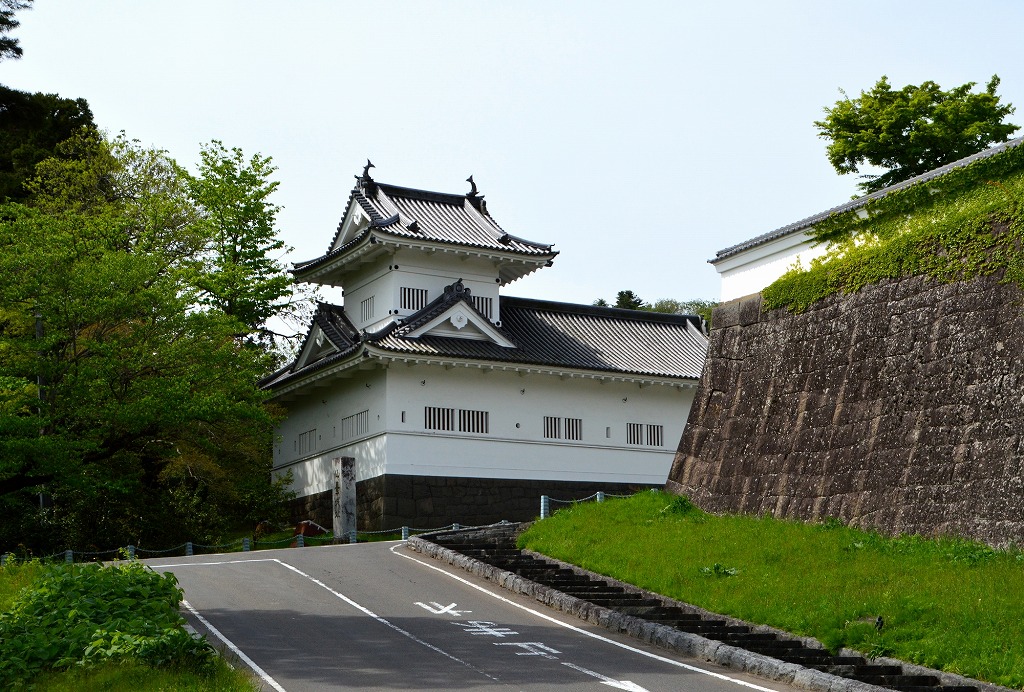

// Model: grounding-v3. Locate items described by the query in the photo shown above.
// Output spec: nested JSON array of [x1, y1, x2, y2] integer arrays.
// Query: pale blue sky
[[6, 1, 1024, 305]]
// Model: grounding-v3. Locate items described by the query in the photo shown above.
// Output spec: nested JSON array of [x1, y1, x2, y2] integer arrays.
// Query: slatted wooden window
[[401, 287, 428, 310], [545, 416, 582, 440], [360, 295, 375, 322], [627, 423, 664, 446], [472, 295, 493, 319], [459, 409, 489, 434], [341, 410, 369, 440], [543, 416, 561, 439], [298, 429, 317, 454], [626, 422, 644, 445], [647, 424, 664, 447], [424, 406, 455, 431]]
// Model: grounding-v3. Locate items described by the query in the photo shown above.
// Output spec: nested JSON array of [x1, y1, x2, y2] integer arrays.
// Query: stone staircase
[[422, 526, 977, 692]]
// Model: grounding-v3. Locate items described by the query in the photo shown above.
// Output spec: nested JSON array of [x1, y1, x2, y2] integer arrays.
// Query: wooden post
[[332, 456, 356, 543]]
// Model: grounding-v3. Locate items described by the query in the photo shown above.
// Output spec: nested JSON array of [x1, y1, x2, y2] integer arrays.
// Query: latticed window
[[298, 429, 317, 454], [472, 295, 493, 319], [627, 422, 664, 447], [341, 410, 369, 440], [647, 424, 664, 447], [400, 287, 428, 310], [544, 416, 582, 441], [424, 406, 455, 431], [543, 416, 561, 439], [459, 409, 489, 434], [626, 422, 644, 445], [360, 295, 375, 322]]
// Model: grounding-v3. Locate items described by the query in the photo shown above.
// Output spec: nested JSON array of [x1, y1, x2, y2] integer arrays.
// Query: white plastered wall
[[272, 361, 698, 495], [714, 230, 829, 302]]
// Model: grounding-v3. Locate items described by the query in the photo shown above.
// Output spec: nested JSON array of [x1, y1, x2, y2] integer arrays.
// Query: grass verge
[[518, 492, 1024, 688]]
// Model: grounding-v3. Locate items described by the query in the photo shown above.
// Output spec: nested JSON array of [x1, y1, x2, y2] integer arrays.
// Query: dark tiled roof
[[294, 175, 556, 273], [713, 136, 1024, 263], [262, 292, 708, 391]]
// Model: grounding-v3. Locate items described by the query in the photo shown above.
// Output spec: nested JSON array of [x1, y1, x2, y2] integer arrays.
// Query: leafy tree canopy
[[0, 0, 31, 62], [0, 86, 96, 201], [0, 131, 294, 552], [592, 291, 717, 324], [815, 75, 1020, 194]]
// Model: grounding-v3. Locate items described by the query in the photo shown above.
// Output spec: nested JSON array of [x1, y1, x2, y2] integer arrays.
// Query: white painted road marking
[[414, 600, 471, 616], [170, 555, 499, 685], [563, 661, 654, 691], [271, 558, 500, 682], [391, 542, 780, 692], [494, 641, 562, 659], [181, 599, 286, 692], [457, 620, 520, 637]]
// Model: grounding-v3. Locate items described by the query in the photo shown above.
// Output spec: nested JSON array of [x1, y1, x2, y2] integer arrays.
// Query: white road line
[[154, 558, 280, 567], [390, 543, 779, 692], [181, 599, 286, 692], [562, 661, 653, 691], [272, 558, 500, 682]]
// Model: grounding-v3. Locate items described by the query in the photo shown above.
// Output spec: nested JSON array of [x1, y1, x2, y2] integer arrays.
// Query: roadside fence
[[540, 489, 649, 519], [1, 489, 650, 566]]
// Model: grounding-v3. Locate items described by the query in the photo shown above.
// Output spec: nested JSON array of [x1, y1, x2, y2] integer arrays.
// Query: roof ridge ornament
[[466, 175, 488, 214], [356, 159, 378, 197]]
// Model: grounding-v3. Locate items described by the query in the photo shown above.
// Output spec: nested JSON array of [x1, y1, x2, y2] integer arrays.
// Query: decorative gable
[[402, 279, 515, 347], [406, 302, 515, 345]]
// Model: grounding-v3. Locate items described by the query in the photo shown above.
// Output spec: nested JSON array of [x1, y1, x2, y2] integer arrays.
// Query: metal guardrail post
[[297, 534, 305, 548], [452, 523, 460, 531], [596, 491, 605, 503], [65, 550, 73, 564], [186, 542, 193, 556], [348, 529, 357, 544], [127, 545, 135, 559], [540, 495, 550, 519], [402, 526, 409, 540], [1, 553, 7, 567], [242, 537, 250, 552]]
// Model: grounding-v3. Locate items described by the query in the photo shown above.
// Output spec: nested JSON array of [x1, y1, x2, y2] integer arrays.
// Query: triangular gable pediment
[[331, 194, 373, 252], [406, 302, 515, 347], [294, 322, 342, 370]]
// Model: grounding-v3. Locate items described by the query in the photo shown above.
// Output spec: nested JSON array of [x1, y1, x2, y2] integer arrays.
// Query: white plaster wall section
[[385, 366, 692, 483], [272, 435, 388, 497], [389, 249, 502, 324], [273, 368, 388, 470], [384, 434, 673, 484], [715, 230, 830, 302]]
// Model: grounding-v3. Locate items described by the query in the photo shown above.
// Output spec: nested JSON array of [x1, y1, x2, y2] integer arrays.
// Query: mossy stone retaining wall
[[668, 273, 1024, 546]]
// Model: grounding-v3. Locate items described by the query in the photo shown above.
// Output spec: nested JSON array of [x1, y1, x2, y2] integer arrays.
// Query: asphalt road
[[147, 542, 803, 692]]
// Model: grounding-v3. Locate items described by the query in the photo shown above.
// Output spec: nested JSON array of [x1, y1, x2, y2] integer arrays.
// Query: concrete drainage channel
[[406, 523, 1009, 692]]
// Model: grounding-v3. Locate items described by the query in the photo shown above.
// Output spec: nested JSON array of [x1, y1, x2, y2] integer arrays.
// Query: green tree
[[0, 0, 31, 62], [0, 131, 291, 552], [649, 298, 717, 325], [0, 88, 96, 201], [614, 290, 646, 310], [187, 142, 292, 336], [815, 75, 1019, 193]]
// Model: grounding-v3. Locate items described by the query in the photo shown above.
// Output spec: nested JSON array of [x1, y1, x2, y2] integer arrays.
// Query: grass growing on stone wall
[[518, 492, 1024, 688], [762, 141, 1024, 313]]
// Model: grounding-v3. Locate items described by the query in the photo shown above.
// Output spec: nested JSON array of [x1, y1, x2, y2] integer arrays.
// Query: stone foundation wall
[[288, 475, 658, 533], [667, 274, 1024, 546]]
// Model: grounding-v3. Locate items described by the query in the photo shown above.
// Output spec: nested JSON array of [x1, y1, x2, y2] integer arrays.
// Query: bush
[[0, 560, 214, 687]]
